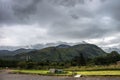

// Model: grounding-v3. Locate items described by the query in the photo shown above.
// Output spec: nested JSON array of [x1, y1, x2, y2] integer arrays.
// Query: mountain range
[[0, 41, 87, 51], [102, 47, 120, 53], [0, 43, 105, 62], [0, 48, 34, 57]]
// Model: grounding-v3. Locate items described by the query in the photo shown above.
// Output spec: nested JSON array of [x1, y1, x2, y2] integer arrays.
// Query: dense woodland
[[0, 51, 120, 69]]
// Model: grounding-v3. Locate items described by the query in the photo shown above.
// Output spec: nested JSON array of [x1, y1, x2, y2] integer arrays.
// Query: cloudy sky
[[0, 0, 120, 47]]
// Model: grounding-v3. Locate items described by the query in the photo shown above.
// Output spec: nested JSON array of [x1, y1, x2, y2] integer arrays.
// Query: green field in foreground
[[12, 70, 120, 76], [12, 70, 71, 76], [76, 71, 120, 76], [13, 70, 49, 75]]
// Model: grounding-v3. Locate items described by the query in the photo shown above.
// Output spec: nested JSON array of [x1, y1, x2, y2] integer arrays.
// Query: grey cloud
[[0, 0, 14, 24], [48, 21, 109, 40], [12, 0, 41, 20], [0, 0, 120, 47], [0, 35, 3, 39], [0, 0, 61, 25], [99, 0, 120, 21], [97, 35, 120, 47], [70, 7, 94, 19]]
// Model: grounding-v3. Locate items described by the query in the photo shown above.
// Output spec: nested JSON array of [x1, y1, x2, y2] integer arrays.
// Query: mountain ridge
[[14, 43, 106, 62]]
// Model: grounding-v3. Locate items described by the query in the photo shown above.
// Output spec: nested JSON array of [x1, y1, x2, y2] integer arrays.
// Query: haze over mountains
[[0, 41, 120, 54], [0, 48, 34, 56], [0, 41, 87, 51], [102, 47, 120, 53]]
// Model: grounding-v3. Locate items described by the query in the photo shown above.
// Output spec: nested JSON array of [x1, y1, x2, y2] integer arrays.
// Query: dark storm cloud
[[13, 0, 41, 21], [0, 0, 60, 25], [0, 0, 30, 24], [0, 0, 14, 24]]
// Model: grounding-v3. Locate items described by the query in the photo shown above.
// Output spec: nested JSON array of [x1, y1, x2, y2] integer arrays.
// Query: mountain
[[0, 50, 13, 56], [0, 41, 87, 51], [56, 44, 71, 48], [0, 48, 34, 57], [15, 44, 106, 62], [13, 48, 35, 55], [0, 45, 33, 51], [102, 47, 120, 53]]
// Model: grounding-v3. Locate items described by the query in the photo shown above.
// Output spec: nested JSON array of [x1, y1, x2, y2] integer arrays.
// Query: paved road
[[0, 70, 120, 80]]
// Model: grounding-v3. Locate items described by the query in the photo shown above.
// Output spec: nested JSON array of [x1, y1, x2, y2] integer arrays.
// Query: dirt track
[[0, 70, 69, 80], [0, 70, 120, 80]]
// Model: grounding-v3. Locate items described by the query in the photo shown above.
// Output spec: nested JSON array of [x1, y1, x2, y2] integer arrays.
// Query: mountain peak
[[56, 44, 71, 48]]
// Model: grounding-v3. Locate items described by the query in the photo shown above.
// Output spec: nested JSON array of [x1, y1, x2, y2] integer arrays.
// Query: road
[[0, 70, 120, 80], [0, 70, 68, 80]]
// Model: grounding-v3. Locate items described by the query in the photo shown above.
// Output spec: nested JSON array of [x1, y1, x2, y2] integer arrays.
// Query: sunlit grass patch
[[76, 71, 120, 76], [65, 65, 120, 71], [12, 69, 120, 76], [12, 70, 48, 75], [12, 70, 71, 76]]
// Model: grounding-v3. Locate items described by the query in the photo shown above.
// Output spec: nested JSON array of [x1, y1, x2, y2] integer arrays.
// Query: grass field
[[12, 70, 71, 76], [65, 65, 120, 71], [12, 70, 120, 76], [76, 71, 120, 76], [11, 65, 120, 76], [12, 70, 49, 75]]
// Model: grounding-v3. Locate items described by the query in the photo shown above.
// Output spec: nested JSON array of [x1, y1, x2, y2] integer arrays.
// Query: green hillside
[[15, 44, 106, 62]]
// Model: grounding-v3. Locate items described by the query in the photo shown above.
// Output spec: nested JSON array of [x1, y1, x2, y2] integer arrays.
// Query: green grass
[[11, 65, 120, 76], [76, 71, 120, 76], [12, 70, 49, 75], [12, 70, 71, 76], [0, 68, 3, 70], [65, 65, 120, 71], [12, 69, 120, 76]]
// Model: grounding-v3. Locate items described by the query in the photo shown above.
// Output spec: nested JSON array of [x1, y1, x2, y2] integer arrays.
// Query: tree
[[17, 61, 27, 69], [79, 53, 86, 66], [73, 52, 86, 66], [93, 51, 120, 65]]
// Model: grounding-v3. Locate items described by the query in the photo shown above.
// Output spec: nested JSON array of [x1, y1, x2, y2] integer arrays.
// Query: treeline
[[0, 51, 120, 69], [93, 51, 120, 65], [0, 59, 18, 68]]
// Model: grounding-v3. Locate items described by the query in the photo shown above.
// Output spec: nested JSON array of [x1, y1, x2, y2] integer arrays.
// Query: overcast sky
[[0, 0, 120, 47]]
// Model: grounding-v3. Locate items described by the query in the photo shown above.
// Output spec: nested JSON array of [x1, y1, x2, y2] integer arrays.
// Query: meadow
[[65, 64, 120, 71], [12, 70, 120, 76], [12, 65, 120, 76]]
